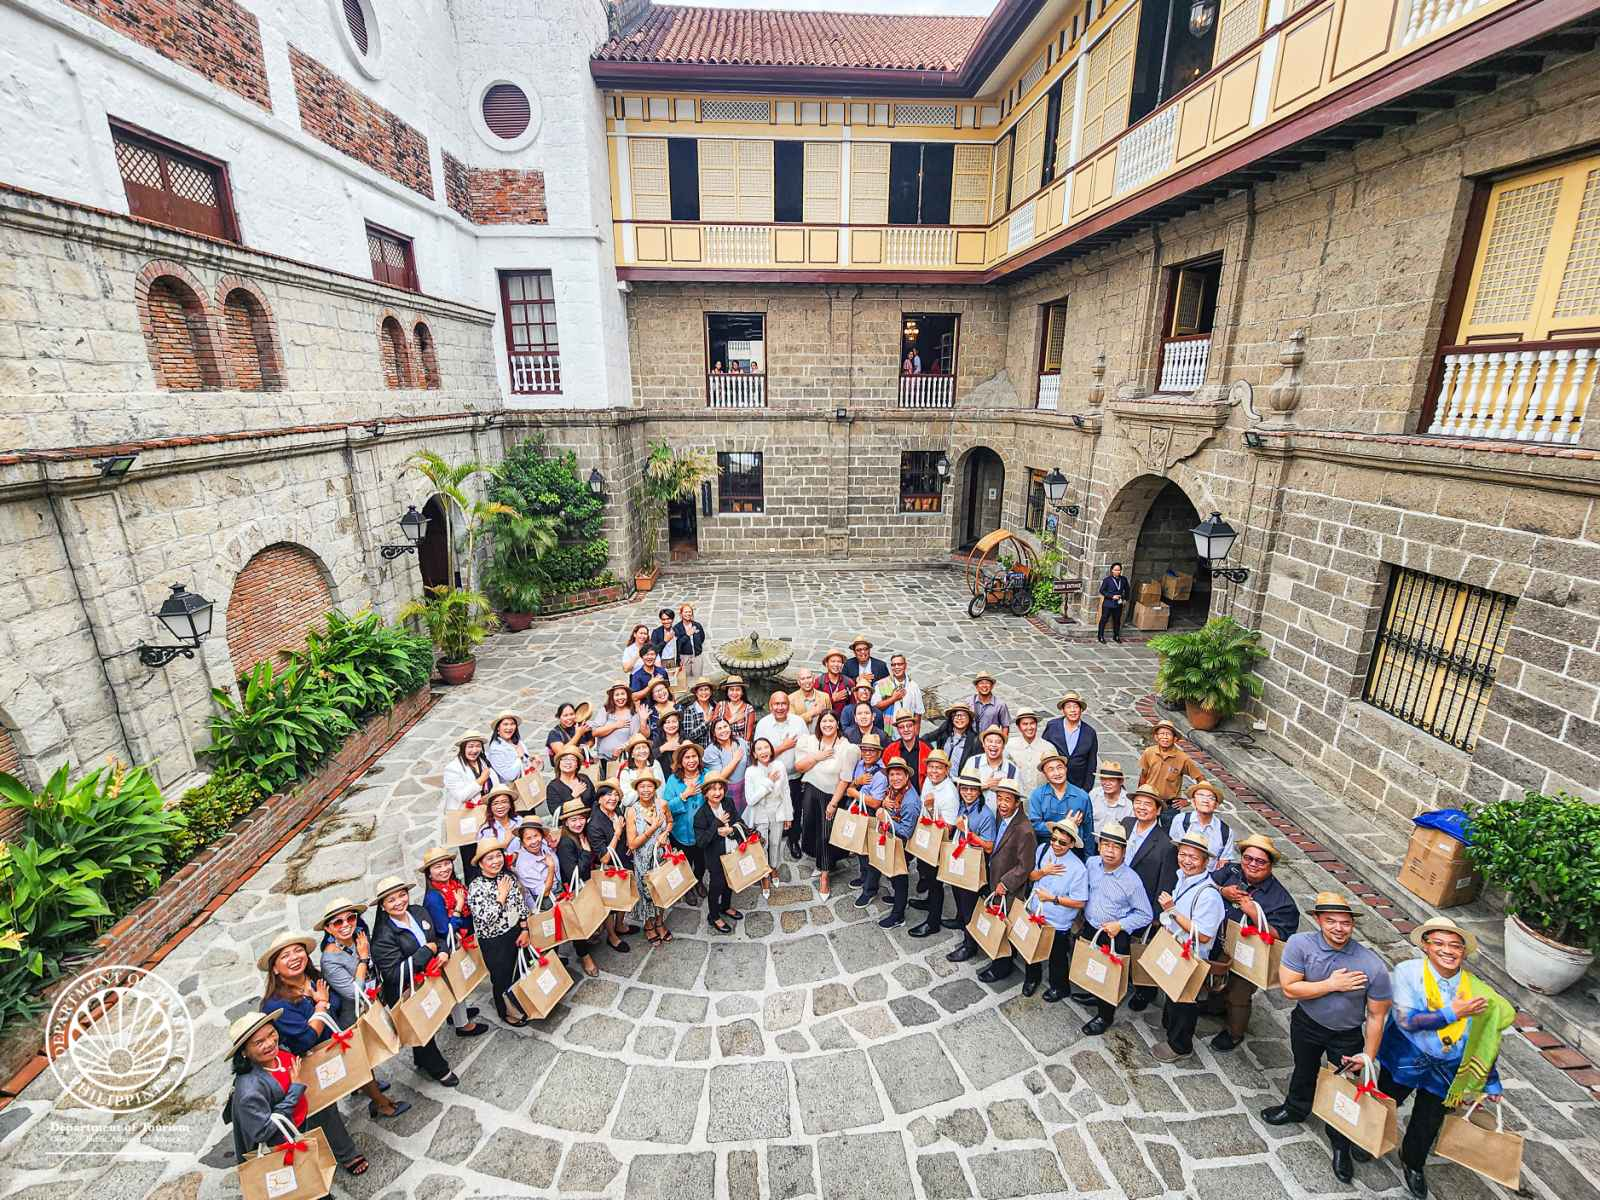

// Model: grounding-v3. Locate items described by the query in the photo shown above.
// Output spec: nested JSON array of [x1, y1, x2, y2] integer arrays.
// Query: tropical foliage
[[1466, 790, 1600, 952], [640, 441, 716, 571], [1149, 616, 1268, 718], [486, 437, 611, 601], [399, 585, 499, 665], [404, 450, 515, 591]]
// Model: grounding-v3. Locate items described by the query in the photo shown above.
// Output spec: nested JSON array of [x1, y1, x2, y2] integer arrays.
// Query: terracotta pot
[[500, 611, 535, 632], [1184, 702, 1221, 732], [634, 565, 659, 593], [438, 658, 477, 686]]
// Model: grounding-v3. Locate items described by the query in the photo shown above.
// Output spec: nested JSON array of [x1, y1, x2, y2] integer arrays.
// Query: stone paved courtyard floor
[[2, 568, 1597, 1200]]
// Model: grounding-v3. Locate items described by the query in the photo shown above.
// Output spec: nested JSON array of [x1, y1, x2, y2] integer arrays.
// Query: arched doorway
[[417, 495, 451, 590], [958, 447, 1005, 550], [1095, 474, 1212, 629]]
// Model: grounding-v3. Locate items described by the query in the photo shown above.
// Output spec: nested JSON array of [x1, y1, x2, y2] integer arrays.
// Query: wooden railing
[[1425, 341, 1594, 445], [707, 372, 767, 408], [1037, 373, 1061, 410], [899, 373, 955, 408], [886, 227, 956, 267], [1157, 335, 1210, 393], [509, 352, 561, 394]]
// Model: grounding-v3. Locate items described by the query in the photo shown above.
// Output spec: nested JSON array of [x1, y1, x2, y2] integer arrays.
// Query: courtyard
[[0, 567, 1595, 1200]]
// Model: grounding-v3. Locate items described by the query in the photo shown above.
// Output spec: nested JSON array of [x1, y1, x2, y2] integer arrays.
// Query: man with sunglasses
[[1207, 834, 1299, 1051]]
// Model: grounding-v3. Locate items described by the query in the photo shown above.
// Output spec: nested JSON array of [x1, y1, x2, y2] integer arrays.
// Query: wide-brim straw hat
[[256, 931, 318, 973], [1057, 691, 1088, 712], [1098, 760, 1125, 779], [859, 733, 882, 750], [823, 649, 847, 665], [972, 670, 997, 685], [455, 731, 487, 752], [1130, 785, 1164, 805], [850, 636, 874, 650], [1048, 818, 1082, 848], [926, 749, 950, 767], [1013, 708, 1041, 723], [689, 676, 715, 694], [313, 897, 366, 932], [884, 759, 913, 776], [226, 1009, 283, 1060], [956, 765, 985, 790], [558, 798, 590, 823], [993, 778, 1023, 797], [1038, 750, 1068, 771], [372, 875, 413, 908], [1098, 820, 1130, 846], [1174, 829, 1214, 857], [943, 701, 974, 719], [1307, 891, 1356, 917], [1188, 780, 1221, 803], [723, 675, 746, 691], [1410, 915, 1479, 957], [979, 724, 1006, 743], [552, 742, 585, 767], [894, 710, 921, 726], [702, 777, 728, 795], [622, 731, 653, 754], [1236, 834, 1279, 864], [472, 835, 512, 866], [572, 701, 594, 724], [491, 711, 521, 733], [1151, 718, 1180, 738], [418, 845, 456, 873]]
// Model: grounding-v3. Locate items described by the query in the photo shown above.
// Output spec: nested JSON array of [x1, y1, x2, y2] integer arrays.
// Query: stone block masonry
[[60, 0, 270, 110], [288, 47, 433, 199]]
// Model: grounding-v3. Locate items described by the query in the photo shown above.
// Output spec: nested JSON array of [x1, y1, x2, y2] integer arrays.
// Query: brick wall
[[288, 47, 433, 199], [0, 727, 21, 841], [439, 153, 549, 225], [224, 542, 335, 676], [442, 151, 472, 222], [60, 0, 271, 110], [135, 263, 224, 391], [380, 315, 411, 387]]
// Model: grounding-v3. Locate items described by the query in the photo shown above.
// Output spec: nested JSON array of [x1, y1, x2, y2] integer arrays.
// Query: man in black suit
[[1122, 786, 1178, 1011], [1042, 691, 1099, 793]]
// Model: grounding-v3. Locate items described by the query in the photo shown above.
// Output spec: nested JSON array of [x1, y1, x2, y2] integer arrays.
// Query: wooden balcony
[[707, 372, 767, 409], [509, 352, 560, 395], [899, 373, 955, 409], [1425, 340, 1594, 444]]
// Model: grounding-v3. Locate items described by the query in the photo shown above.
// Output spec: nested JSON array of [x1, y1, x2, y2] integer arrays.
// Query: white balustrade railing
[[1114, 106, 1179, 194], [1157, 337, 1210, 393], [1426, 345, 1593, 445], [1007, 199, 1036, 253], [899, 373, 955, 408], [1037, 373, 1061, 410], [704, 224, 770, 265], [1402, 0, 1492, 44], [707, 372, 767, 409], [508, 352, 561, 394], [885, 226, 955, 267]]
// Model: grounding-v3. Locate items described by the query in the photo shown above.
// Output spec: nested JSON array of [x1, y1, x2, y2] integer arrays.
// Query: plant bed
[[0, 685, 432, 1085], [535, 581, 632, 616]]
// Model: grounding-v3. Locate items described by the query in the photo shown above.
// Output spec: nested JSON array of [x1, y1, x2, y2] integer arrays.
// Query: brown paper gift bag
[[907, 815, 948, 866], [1435, 1097, 1523, 1189], [509, 946, 573, 1020], [829, 801, 870, 855], [294, 1015, 372, 1116], [1006, 896, 1056, 964], [1069, 928, 1130, 1005], [645, 848, 697, 909], [390, 961, 452, 1046], [1224, 909, 1284, 989], [351, 988, 400, 1071], [936, 832, 987, 892], [966, 897, 1011, 959], [443, 930, 489, 1003], [555, 871, 608, 942], [442, 799, 486, 847], [1142, 925, 1209, 1003], [526, 890, 568, 951], [513, 771, 546, 813], [1312, 1064, 1399, 1158], [867, 817, 908, 879], [720, 831, 772, 893], [238, 1117, 336, 1200], [1128, 925, 1159, 987], [597, 852, 642, 911]]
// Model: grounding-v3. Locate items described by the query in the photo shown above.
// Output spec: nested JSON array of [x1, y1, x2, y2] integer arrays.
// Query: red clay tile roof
[[594, 4, 988, 72]]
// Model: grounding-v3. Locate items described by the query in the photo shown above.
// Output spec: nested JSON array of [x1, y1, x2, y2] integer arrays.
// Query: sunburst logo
[[46, 966, 193, 1112]]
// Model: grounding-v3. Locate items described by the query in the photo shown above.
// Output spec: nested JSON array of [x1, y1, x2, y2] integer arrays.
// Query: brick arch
[[0, 658, 73, 814], [134, 259, 226, 390], [217, 277, 285, 391], [411, 319, 441, 389], [379, 311, 412, 388], [224, 542, 337, 678]]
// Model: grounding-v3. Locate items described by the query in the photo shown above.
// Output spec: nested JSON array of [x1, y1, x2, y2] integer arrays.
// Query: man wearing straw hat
[[1138, 718, 1204, 804], [1021, 814, 1088, 998], [1123, 785, 1178, 1012], [1080, 820, 1154, 1031], [1151, 827, 1228, 1063], [1042, 691, 1099, 792], [843, 636, 888, 687], [975, 778, 1035, 984], [1027, 750, 1093, 857], [968, 670, 1011, 738], [1263, 892, 1394, 1186], [1206, 833, 1298, 1051], [1088, 761, 1133, 843]]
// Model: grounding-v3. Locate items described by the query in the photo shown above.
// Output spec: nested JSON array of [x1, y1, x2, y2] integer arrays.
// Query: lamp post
[[1192, 511, 1249, 583], [137, 584, 215, 668], [380, 505, 430, 561]]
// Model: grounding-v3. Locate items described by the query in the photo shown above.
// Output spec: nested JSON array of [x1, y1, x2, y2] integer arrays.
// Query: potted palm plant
[[637, 441, 715, 592], [1466, 790, 1598, 995], [399, 585, 499, 684], [483, 509, 561, 631], [1149, 616, 1267, 731]]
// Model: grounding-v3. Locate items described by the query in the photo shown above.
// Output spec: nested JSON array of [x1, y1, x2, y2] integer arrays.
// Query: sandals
[[660, 927, 675, 943], [368, 1099, 411, 1120], [607, 938, 632, 954], [645, 927, 664, 946], [581, 958, 601, 978], [342, 1155, 370, 1176]]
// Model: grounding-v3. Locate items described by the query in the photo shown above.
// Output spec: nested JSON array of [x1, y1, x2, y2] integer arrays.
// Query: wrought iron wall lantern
[[588, 468, 606, 499], [1042, 467, 1081, 518], [137, 584, 214, 668], [380, 505, 430, 561], [935, 453, 951, 486], [1192, 511, 1249, 583]]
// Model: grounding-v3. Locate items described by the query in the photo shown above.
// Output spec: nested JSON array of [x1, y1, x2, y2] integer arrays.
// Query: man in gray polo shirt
[[1262, 891, 1393, 1185]]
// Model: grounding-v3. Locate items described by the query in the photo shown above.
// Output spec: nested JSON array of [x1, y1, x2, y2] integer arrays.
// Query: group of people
[[223, 633, 1512, 1200]]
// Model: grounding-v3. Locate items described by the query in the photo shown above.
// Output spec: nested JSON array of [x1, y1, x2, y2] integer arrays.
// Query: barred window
[[367, 222, 418, 291], [899, 452, 943, 513], [1362, 567, 1516, 751], [717, 452, 764, 514], [1025, 468, 1047, 533]]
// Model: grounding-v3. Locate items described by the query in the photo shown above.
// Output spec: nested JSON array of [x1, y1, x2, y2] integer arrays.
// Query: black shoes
[[976, 962, 1014, 983], [1260, 1106, 1303, 1126], [454, 1023, 489, 1038], [1069, 989, 1097, 1005], [947, 944, 976, 963], [941, 918, 966, 931], [1331, 1145, 1353, 1184], [909, 921, 940, 938], [911, 897, 935, 911], [438, 1072, 460, 1087], [853, 892, 876, 909], [1210, 1030, 1242, 1052], [1081, 1016, 1110, 1035], [1128, 993, 1151, 1012], [850, 876, 865, 888], [1042, 988, 1065, 1003], [879, 913, 905, 929], [1020, 978, 1040, 998], [1403, 1165, 1428, 1198]]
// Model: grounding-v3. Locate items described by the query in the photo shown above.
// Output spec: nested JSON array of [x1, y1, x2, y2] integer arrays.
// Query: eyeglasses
[[328, 914, 357, 927], [1241, 854, 1271, 866]]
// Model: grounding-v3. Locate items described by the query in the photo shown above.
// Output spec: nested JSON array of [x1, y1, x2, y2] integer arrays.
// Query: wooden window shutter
[[990, 133, 1012, 219], [1041, 304, 1069, 372], [736, 140, 774, 223], [629, 138, 671, 220], [698, 140, 738, 221], [1080, 7, 1137, 153], [1014, 99, 1048, 199], [803, 142, 841, 224], [849, 142, 890, 224], [950, 144, 993, 225], [112, 123, 236, 241], [1053, 67, 1077, 175], [1212, 0, 1265, 66], [1171, 268, 1208, 336]]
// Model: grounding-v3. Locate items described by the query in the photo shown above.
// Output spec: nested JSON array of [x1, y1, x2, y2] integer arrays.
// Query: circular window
[[482, 84, 531, 140], [342, 0, 368, 53], [329, 0, 383, 79]]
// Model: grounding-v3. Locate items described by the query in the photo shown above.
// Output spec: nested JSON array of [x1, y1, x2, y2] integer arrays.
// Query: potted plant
[[1466, 790, 1598, 995], [1148, 616, 1267, 731], [404, 451, 515, 592], [483, 510, 562, 631], [399, 585, 499, 684], [638, 441, 715, 591]]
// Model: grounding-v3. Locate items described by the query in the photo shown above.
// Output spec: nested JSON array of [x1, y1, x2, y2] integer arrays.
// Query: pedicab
[[962, 529, 1037, 618]]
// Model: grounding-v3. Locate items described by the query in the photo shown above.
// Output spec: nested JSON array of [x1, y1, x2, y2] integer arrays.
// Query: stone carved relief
[[1121, 418, 1217, 476], [1265, 329, 1307, 422]]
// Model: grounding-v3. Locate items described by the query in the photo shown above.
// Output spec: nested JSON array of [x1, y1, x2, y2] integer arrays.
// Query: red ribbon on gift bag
[[663, 849, 687, 866], [1240, 923, 1277, 945], [280, 1138, 310, 1164], [877, 826, 888, 847], [604, 866, 630, 879], [1027, 911, 1047, 926], [458, 933, 479, 951], [952, 834, 970, 858], [738, 831, 760, 851], [918, 816, 947, 828], [551, 906, 565, 941], [533, 948, 550, 968], [328, 1029, 354, 1053], [414, 956, 445, 986], [463, 797, 483, 809], [1354, 1080, 1392, 1103], [985, 898, 1006, 917], [1099, 941, 1124, 965], [1180, 938, 1194, 960]]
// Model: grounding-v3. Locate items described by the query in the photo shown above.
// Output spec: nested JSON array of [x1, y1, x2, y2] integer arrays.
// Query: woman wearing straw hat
[[555, 798, 605, 977], [628, 774, 674, 944], [443, 732, 492, 806], [1022, 815, 1089, 999], [1150, 828, 1227, 1063], [679, 676, 719, 747], [485, 712, 535, 786], [926, 701, 978, 775], [592, 682, 642, 768], [544, 702, 594, 767], [369, 877, 460, 1086], [224, 1009, 369, 1178], [419, 846, 489, 1039], [259, 930, 407, 1120], [546, 743, 596, 821], [1376, 916, 1514, 1198], [466, 837, 532, 1026], [714, 675, 758, 744], [618, 733, 666, 807]]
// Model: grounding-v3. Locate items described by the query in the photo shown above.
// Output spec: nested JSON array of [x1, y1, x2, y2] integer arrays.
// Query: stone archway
[[418, 494, 451, 590], [0, 656, 73, 803], [1094, 473, 1212, 628], [956, 446, 1006, 550]]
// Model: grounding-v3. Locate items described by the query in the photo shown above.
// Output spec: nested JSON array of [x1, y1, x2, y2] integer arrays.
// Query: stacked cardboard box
[[1132, 601, 1170, 630], [1398, 826, 1482, 908]]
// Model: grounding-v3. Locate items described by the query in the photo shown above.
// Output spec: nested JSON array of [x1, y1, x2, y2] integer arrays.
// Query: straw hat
[[471, 835, 512, 866], [1048, 816, 1082, 848], [823, 648, 847, 665], [1236, 834, 1280, 864], [943, 701, 974, 720], [490, 711, 521, 734], [956, 764, 985, 790], [1038, 750, 1068, 771], [595, 780, 621, 801], [1098, 820, 1130, 846], [972, 670, 996, 685], [1151, 718, 1180, 738], [483, 784, 517, 809], [993, 777, 1023, 797], [853, 680, 875, 695], [371, 875, 412, 908], [312, 897, 366, 932], [1174, 829, 1213, 857], [226, 1009, 283, 1060], [926, 749, 950, 767], [1307, 891, 1356, 917], [1410, 915, 1478, 957], [689, 676, 714, 693], [849, 636, 874, 650], [979, 724, 1006, 742], [455, 731, 487, 752], [418, 845, 456, 874], [572, 701, 593, 724], [859, 733, 882, 751], [1098, 760, 1125, 780], [622, 731, 653, 755], [605, 680, 633, 700], [722, 675, 746, 691], [1013, 708, 1041, 723], [894, 710, 920, 726], [256, 931, 318, 973], [1056, 691, 1088, 713], [884, 758, 913, 776], [557, 798, 590, 823], [1188, 780, 1221, 803], [552, 742, 585, 767], [1130, 785, 1164, 805]]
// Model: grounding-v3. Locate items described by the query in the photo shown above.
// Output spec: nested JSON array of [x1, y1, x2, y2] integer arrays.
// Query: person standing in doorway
[[1098, 563, 1131, 643]]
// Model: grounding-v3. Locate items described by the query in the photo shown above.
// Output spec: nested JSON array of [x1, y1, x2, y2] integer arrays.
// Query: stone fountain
[[712, 633, 794, 708]]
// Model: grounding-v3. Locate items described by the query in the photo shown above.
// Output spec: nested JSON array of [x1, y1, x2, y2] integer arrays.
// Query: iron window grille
[[367, 222, 419, 291], [899, 452, 943, 512], [1025, 468, 1047, 532], [1362, 566, 1516, 751], [717, 452, 764, 514]]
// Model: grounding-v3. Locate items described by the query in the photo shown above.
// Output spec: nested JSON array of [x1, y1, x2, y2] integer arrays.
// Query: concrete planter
[[1505, 914, 1594, 995]]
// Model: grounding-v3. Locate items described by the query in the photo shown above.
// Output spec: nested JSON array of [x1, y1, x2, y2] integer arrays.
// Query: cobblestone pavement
[[2, 568, 1596, 1200]]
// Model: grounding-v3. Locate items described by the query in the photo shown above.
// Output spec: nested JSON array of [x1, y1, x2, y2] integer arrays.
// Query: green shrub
[[488, 438, 610, 594], [1466, 790, 1600, 952], [302, 609, 433, 717], [398, 586, 498, 665], [207, 658, 359, 794], [1149, 616, 1268, 719], [168, 773, 269, 864]]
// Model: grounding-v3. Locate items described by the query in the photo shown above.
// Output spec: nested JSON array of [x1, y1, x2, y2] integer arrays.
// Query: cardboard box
[[1135, 581, 1163, 606], [1398, 827, 1482, 908], [1162, 572, 1194, 602], [1132, 601, 1170, 631]]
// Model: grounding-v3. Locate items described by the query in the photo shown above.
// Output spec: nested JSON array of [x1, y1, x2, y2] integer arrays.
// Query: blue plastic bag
[[1413, 808, 1471, 845]]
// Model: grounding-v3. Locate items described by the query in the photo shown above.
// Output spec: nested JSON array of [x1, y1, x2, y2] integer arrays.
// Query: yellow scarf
[[1423, 961, 1471, 1049]]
